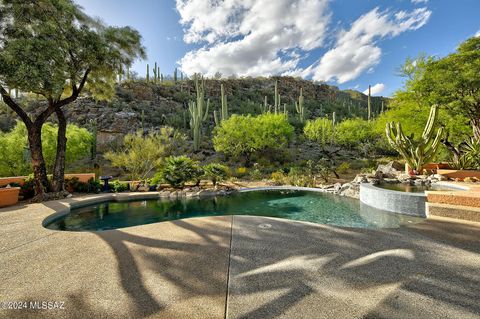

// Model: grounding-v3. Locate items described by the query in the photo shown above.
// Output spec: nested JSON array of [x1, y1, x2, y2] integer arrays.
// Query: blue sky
[[75, 0, 479, 97]]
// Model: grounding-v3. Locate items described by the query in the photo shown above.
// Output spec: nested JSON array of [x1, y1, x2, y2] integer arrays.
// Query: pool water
[[45, 190, 422, 231], [377, 183, 457, 193]]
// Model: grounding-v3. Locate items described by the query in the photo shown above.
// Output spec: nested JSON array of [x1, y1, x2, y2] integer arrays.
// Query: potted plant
[[0, 184, 21, 208]]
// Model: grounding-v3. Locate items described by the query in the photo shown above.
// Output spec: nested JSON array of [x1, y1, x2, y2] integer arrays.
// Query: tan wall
[[405, 163, 451, 174], [0, 173, 96, 187], [0, 177, 27, 187], [437, 169, 480, 180]]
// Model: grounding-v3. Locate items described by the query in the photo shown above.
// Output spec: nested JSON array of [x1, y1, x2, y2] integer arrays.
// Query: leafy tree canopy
[[0, 0, 146, 102]]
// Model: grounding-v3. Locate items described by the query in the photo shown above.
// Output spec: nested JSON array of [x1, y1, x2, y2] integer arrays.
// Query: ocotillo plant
[[189, 74, 210, 151], [214, 83, 228, 126], [367, 85, 371, 121], [295, 87, 305, 123], [386, 105, 444, 173], [146, 64, 150, 82]]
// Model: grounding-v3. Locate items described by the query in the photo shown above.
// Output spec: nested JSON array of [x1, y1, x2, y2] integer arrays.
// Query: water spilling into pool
[[376, 183, 459, 193], [45, 190, 423, 231]]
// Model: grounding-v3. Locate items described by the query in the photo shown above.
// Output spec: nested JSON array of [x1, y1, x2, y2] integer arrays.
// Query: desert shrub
[[336, 118, 377, 147], [235, 167, 248, 178], [213, 113, 294, 164], [104, 127, 185, 180], [336, 162, 350, 174], [160, 156, 202, 188], [64, 177, 101, 193], [285, 167, 315, 187], [112, 180, 129, 193], [203, 163, 229, 186], [303, 118, 335, 147], [270, 171, 286, 185], [249, 168, 263, 181]]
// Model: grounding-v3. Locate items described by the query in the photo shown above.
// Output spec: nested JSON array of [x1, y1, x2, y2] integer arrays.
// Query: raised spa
[[44, 190, 422, 231]]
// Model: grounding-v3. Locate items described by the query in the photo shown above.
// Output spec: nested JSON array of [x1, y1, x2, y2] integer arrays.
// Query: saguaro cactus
[[367, 85, 371, 121], [386, 105, 444, 173], [174, 68, 178, 83], [146, 64, 150, 82], [274, 80, 281, 114], [295, 87, 305, 123], [214, 83, 228, 126], [189, 74, 210, 151], [153, 62, 158, 82]]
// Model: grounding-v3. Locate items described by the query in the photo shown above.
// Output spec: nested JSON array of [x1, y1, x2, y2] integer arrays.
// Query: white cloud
[[177, 0, 331, 77], [363, 83, 385, 96], [176, 1, 431, 82], [307, 7, 431, 83], [475, 30, 480, 37], [411, 0, 428, 4]]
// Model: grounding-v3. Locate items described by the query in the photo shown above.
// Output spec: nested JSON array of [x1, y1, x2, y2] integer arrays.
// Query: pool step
[[426, 202, 480, 222], [426, 191, 480, 208]]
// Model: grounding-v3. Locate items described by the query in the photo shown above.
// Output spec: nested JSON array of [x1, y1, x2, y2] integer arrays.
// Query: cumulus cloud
[[475, 30, 480, 37], [177, 0, 331, 77], [308, 7, 431, 83], [411, 0, 428, 4], [176, 1, 431, 82], [363, 83, 385, 96]]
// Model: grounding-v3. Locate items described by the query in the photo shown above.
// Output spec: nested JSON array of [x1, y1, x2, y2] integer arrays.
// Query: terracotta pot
[[0, 187, 21, 208]]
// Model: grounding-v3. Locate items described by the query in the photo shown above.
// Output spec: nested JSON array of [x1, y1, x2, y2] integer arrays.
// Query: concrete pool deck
[[0, 195, 479, 318]]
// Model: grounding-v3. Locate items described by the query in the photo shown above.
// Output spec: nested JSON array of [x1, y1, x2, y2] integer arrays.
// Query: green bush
[[64, 177, 101, 193], [160, 156, 202, 188], [270, 171, 286, 185], [104, 127, 185, 181], [0, 121, 92, 177], [112, 180, 129, 193], [203, 163, 229, 186], [304, 118, 335, 147], [213, 113, 294, 164], [336, 162, 350, 174], [336, 118, 377, 147]]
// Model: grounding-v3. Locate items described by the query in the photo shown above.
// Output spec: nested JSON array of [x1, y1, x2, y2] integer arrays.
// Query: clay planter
[[0, 187, 21, 208]]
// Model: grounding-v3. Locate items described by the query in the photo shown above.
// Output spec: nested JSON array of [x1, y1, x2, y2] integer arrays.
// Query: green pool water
[[45, 190, 422, 231]]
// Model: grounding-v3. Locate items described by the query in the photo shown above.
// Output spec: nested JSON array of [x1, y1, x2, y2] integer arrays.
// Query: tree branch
[[56, 68, 91, 108], [0, 85, 32, 126]]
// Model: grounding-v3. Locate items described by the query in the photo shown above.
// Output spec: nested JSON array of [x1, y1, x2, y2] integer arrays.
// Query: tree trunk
[[52, 108, 67, 192], [27, 124, 50, 197], [472, 118, 480, 141]]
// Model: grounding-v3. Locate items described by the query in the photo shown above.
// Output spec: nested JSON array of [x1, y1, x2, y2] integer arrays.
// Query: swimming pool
[[44, 190, 422, 231]]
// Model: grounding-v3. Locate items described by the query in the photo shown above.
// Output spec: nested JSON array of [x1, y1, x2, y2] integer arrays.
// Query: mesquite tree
[[0, 0, 145, 198]]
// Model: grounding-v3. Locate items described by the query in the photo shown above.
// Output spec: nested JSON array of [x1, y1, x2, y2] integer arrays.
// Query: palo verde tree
[[399, 37, 480, 140], [0, 0, 145, 198]]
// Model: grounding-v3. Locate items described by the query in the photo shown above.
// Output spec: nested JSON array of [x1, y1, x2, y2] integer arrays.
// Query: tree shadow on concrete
[[227, 216, 480, 318]]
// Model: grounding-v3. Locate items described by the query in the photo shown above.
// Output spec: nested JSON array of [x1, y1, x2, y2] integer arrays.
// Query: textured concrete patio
[[0, 196, 479, 318]]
